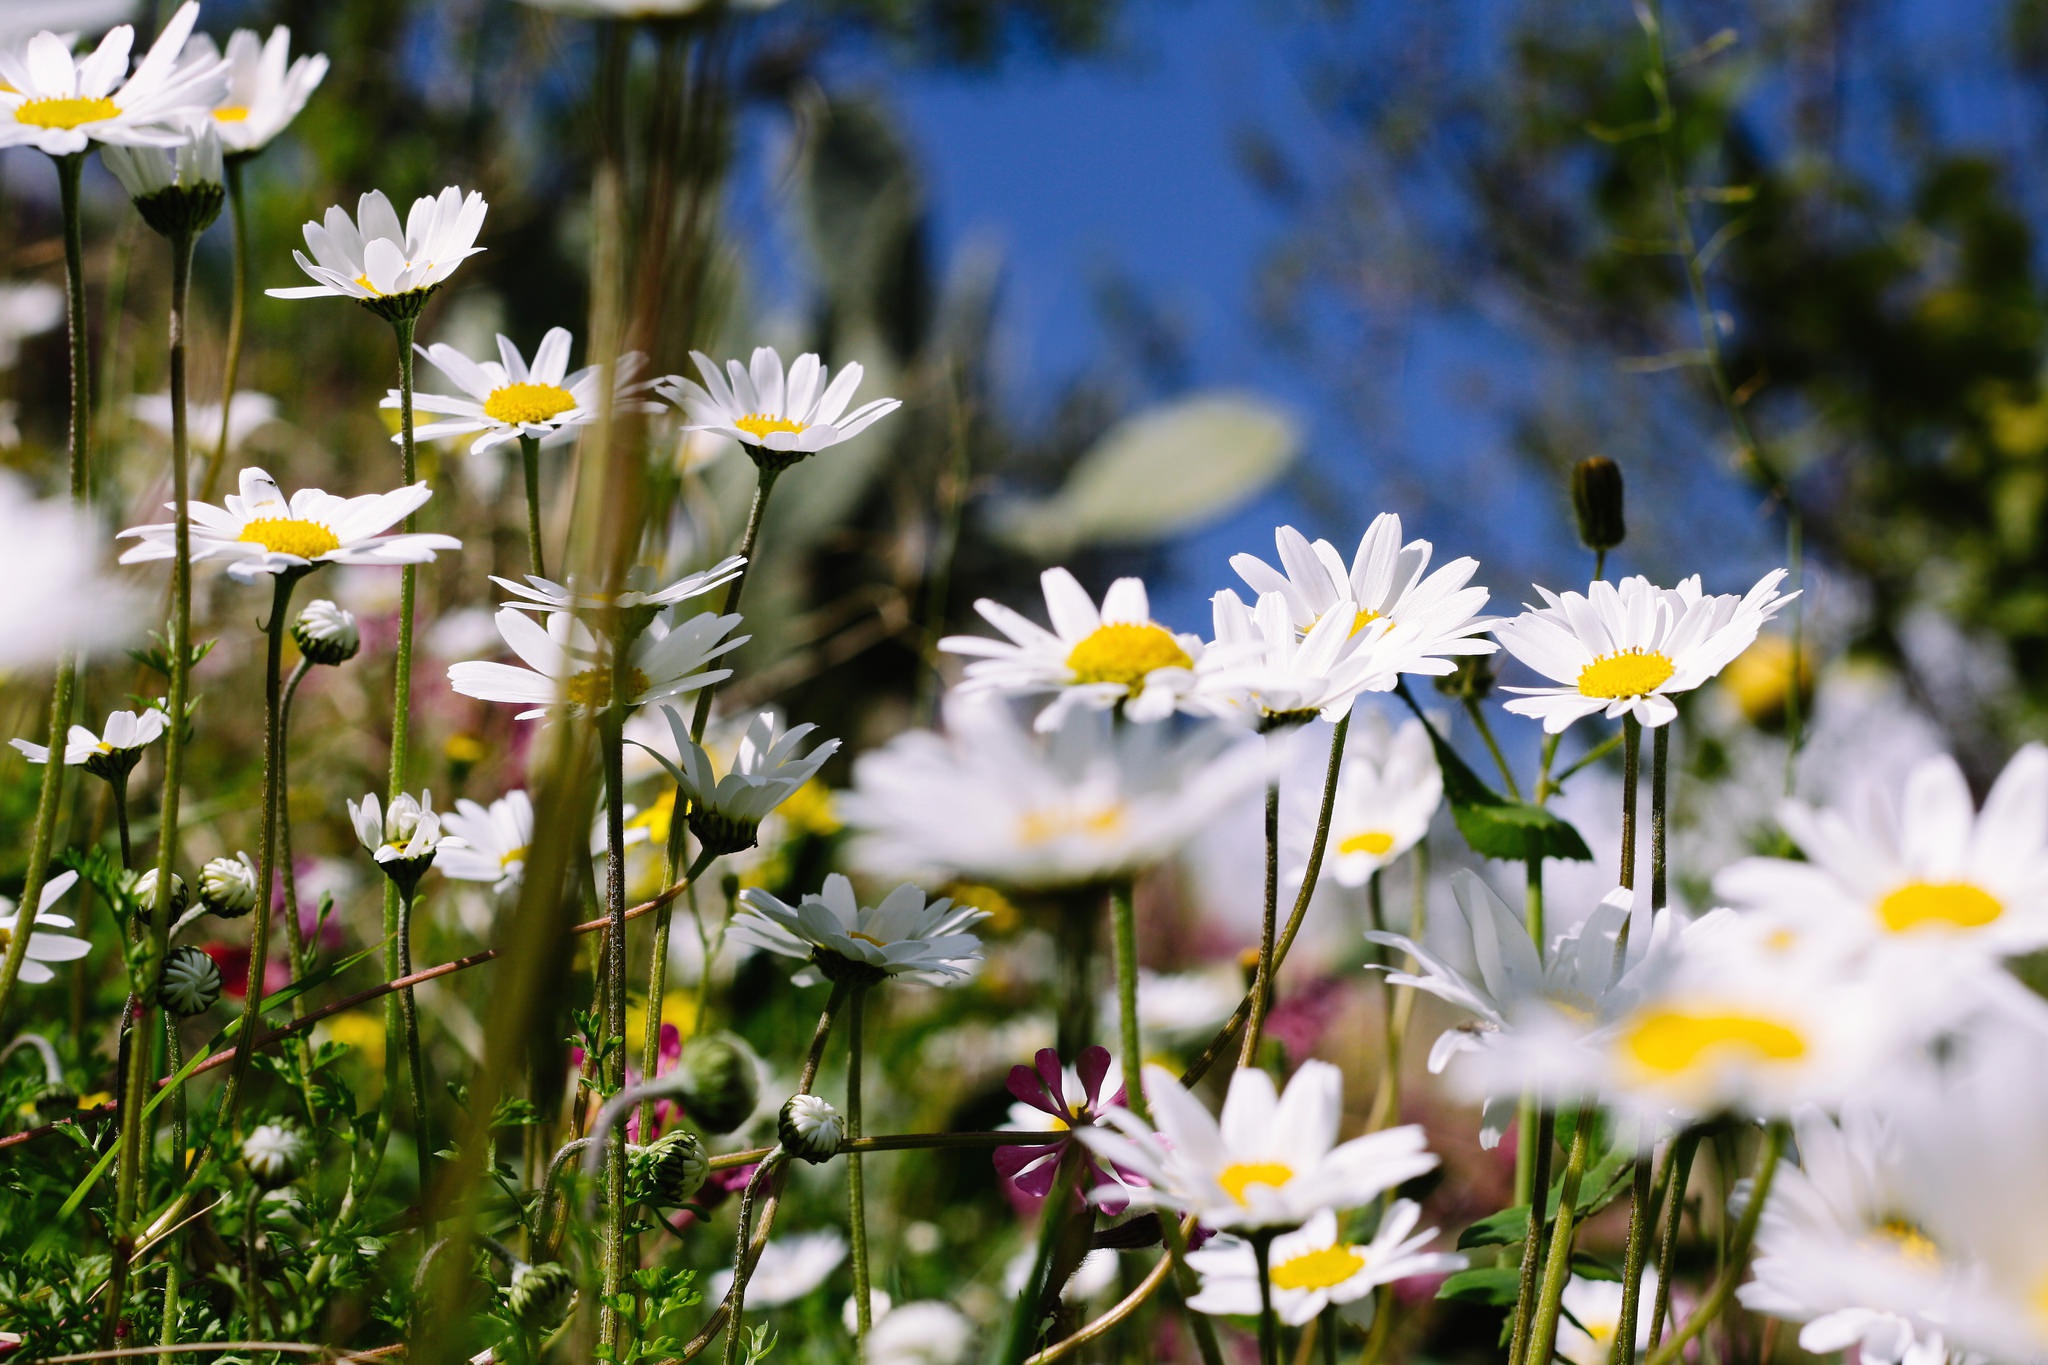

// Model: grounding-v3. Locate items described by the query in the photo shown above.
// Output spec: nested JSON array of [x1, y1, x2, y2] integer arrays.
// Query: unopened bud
[[779, 1094, 844, 1163], [159, 944, 222, 1017], [507, 1260, 576, 1331], [200, 853, 260, 918], [676, 1031, 761, 1135], [292, 599, 361, 666], [133, 869, 188, 918], [630, 1131, 710, 1206], [241, 1123, 309, 1189], [1570, 456, 1626, 554]]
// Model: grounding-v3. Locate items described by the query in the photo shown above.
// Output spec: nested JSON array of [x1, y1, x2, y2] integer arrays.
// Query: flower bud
[[132, 869, 188, 918], [1570, 456, 1626, 554], [159, 944, 222, 1017], [507, 1260, 576, 1332], [292, 599, 361, 666], [241, 1123, 310, 1189], [779, 1094, 844, 1163], [687, 807, 760, 858], [199, 853, 260, 918], [630, 1131, 710, 1206], [675, 1031, 761, 1135]]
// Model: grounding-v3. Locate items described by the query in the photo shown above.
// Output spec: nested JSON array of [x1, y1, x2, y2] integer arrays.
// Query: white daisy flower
[[436, 789, 642, 894], [1185, 1203, 1465, 1326], [0, 281, 63, 369], [1197, 588, 1394, 729], [348, 790, 462, 873], [383, 328, 663, 455], [445, 604, 744, 721], [10, 704, 167, 778], [0, 475, 140, 667], [0, 3, 226, 157], [129, 390, 277, 452], [0, 870, 88, 985], [842, 692, 1274, 892], [99, 119, 220, 202], [658, 346, 900, 470], [1315, 712, 1441, 886], [517, 0, 785, 15], [1491, 571, 1795, 733], [118, 467, 461, 584], [185, 26, 327, 154], [1075, 1060, 1441, 1231], [940, 568, 1211, 731], [864, 1300, 974, 1365], [707, 1230, 845, 1309], [1716, 745, 2048, 964], [732, 873, 987, 988], [1229, 517, 1498, 678], [1, 3, 141, 50], [1556, 1271, 1663, 1365], [266, 186, 487, 308], [634, 706, 839, 854], [489, 557, 745, 616]]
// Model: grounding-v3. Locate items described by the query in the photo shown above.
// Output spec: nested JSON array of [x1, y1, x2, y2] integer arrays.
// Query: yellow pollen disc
[[733, 413, 809, 440], [1765, 928, 1799, 951], [483, 382, 577, 426], [15, 95, 120, 129], [1876, 880, 2003, 934], [353, 273, 383, 297], [1066, 622, 1193, 691], [846, 930, 888, 948], [1622, 1008, 1807, 1077], [1577, 649, 1677, 699], [212, 104, 250, 122], [1348, 607, 1384, 638], [500, 845, 529, 869], [1269, 1244, 1368, 1292], [1338, 829, 1397, 857], [238, 517, 341, 559], [1873, 1218, 1939, 1265], [1018, 805, 1126, 846], [1586, 1321, 1618, 1345], [94, 741, 115, 754], [561, 666, 651, 710], [1216, 1160, 1294, 1206]]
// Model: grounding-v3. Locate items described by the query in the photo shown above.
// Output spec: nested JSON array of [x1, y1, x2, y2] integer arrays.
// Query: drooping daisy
[[118, 467, 460, 584], [1185, 1204, 1465, 1326], [129, 390, 277, 453], [940, 568, 1211, 731], [445, 604, 744, 721], [1316, 712, 1442, 886], [266, 186, 487, 312], [1075, 1060, 1441, 1231], [1229, 518, 1498, 679], [633, 706, 839, 855], [995, 1046, 1133, 1213], [0, 475, 141, 667], [0, 870, 88, 985], [731, 874, 987, 988], [11, 705, 167, 780], [706, 1230, 845, 1309], [1555, 1270, 1664, 1365], [1716, 745, 2048, 965], [385, 329, 663, 455], [99, 120, 221, 209], [842, 692, 1273, 892], [1491, 571, 1794, 733], [658, 346, 900, 471], [1197, 589, 1394, 729], [489, 558, 745, 616], [185, 26, 327, 155], [0, 4, 227, 157]]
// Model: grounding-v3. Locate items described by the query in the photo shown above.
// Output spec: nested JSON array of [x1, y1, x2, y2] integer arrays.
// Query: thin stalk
[[1650, 725, 1669, 911], [640, 846, 716, 1141], [1526, 1115, 1596, 1365], [720, 1154, 785, 1365], [1611, 1153, 1656, 1365], [686, 465, 782, 744], [1505, 1109, 1556, 1365], [1366, 843, 1427, 1133], [1647, 1135, 1699, 1349], [1253, 1233, 1280, 1365], [397, 886, 431, 1234], [1620, 716, 1641, 892], [1464, 697, 1522, 799], [1053, 894, 1097, 1059], [201, 157, 248, 501], [846, 986, 872, 1340], [1111, 881, 1147, 1121], [1320, 1304, 1338, 1365], [112, 777, 133, 868], [1240, 780, 1283, 1068], [276, 660, 315, 1014], [999, 1152, 1081, 1364], [519, 432, 547, 578], [597, 696, 632, 1354], [1644, 1123, 1787, 1365], [1594, 547, 1608, 581]]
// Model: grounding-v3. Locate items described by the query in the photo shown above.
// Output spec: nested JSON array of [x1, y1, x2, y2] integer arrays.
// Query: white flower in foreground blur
[[0, 4, 226, 158], [1318, 712, 1441, 885], [1076, 1060, 1440, 1231], [0, 475, 140, 667], [186, 26, 328, 154], [1491, 571, 1794, 733], [733, 874, 986, 988], [0, 870, 88, 985], [1186, 1204, 1464, 1326], [633, 706, 839, 854], [940, 568, 1210, 731], [267, 186, 487, 310], [387, 328, 663, 455], [436, 789, 642, 894], [1230, 517, 1498, 679], [0, 281, 63, 369], [118, 468, 460, 584], [1717, 745, 2048, 965], [129, 390, 278, 453], [100, 121, 221, 202], [1555, 1271, 1662, 1365], [445, 605, 744, 721], [517, 0, 784, 16], [0, 3, 141, 50], [1197, 589, 1394, 729], [659, 346, 899, 470], [706, 1230, 845, 1308], [11, 705, 166, 779], [864, 1300, 974, 1365], [490, 559, 744, 617], [842, 693, 1272, 892]]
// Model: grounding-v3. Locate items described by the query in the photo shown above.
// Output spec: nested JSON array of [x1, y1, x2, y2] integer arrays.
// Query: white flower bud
[[199, 853, 259, 918], [779, 1093, 845, 1163], [159, 945, 221, 1017], [241, 1123, 309, 1189], [292, 599, 360, 666]]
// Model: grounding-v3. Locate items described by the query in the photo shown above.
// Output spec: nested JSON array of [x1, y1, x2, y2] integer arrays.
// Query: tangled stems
[[846, 986, 872, 1340], [1643, 1122, 1787, 1365], [1522, 1114, 1595, 1365], [1504, 1110, 1557, 1365], [1646, 1135, 1699, 1349], [518, 433, 547, 578]]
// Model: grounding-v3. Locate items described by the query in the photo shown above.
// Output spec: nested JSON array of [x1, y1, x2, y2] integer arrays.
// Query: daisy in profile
[[267, 186, 487, 314], [0, 870, 89, 985], [130, 391, 278, 454], [1716, 745, 2048, 964], [437, 789, 643, 894], [0, 3, 227, 158], [632, 706, 838, 854], [732, 874, 986, 988], [185, 26, 327, 155], [447, 605, 743, 721], [1075, 1060, 1441, 1231], [386, 328, 663, 455], [659, 346, 899, 471], [490, 559, 744, 617], [348, 790, 462, 892], [1491, 571, 1794, 733], [11, 705, 167, 781], [706, 1230, 845, 1309], [1315, 712, 1441, 886], [1186, 1203, 1464, 1325], [941, 568, 1210, 731], [1198, 589, 1394, 730], [1229, 518, 1498, 679], [118, 467, 460, 584]]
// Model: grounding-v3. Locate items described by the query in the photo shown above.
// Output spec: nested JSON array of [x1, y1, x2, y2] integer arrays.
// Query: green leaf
[[1458, 1204, 1533, 1249], [1410, 704, 1593, 863], [1435, 1265, 1520, 1306]]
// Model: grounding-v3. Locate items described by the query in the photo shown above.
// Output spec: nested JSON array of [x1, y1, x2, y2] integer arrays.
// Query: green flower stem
[[1465, 696, 1522, 799], [1504, 1108, 1556, 1365], [1053, 891, 1098, 1059], [1364, 848, 1428, 1135], [997, 1148, 1082, 1364], [1110, 880, 1147, 1121], [1646, 1134, 1699, 1350], [110, 775, 133, 869], [1613, 1136, 1677, 1365], [1524, 1113, 1595, 1365], [1650, 725, 1669, 911], [1643, 1122, 1787, 1365], [397, 884, 431, 1235], [161, 1017, 188, 1362], [639, 845, 717, 1142], [1319, 1304, 1338, 1365], [276, 659, 315, 1014], [518, 432, 547, 578], [846, 985, 872, 1340], [598, 688, 632, 1356], [1620, 716, 1641, 892], [1252, 1231, 1280, 1365], [201, 156, 248, 501], [685, 464, 782, 746], [1238, 779, 1283, 1070]]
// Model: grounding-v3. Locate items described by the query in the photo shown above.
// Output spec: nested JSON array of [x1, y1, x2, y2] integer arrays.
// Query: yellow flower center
[[212, 104, 251, 122], [94, 740, 115, 754], [1348, 607, 1385, 638], [1875, 880, 2003, 934], [1270, 1244, 1368, 1292], [353, 274, 383, 297], [1338, 829, 1397, 857], [15, 95, 120, 129], [0, 925, 10, 951], [1621, 1008, 1807, 1077], [733, 413, 808, 440], [1216, 1160, 1294, 1206], [1577, 649, 1677, 699], [561, 666, 650, 710], [483, 382, 577, 426], [238, 517, 341, 559], [1585, 1320, 1619, 1345], [1872, 1217, 1939, 1265], [1018, 804, 1126, 846], [1065, 622, 1193, 691], [500, 845, 529, 870], [846, 930, 888, 948]]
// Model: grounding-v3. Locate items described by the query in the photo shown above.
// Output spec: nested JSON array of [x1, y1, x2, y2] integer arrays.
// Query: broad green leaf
[[1436, 1264, 1520, 1306]]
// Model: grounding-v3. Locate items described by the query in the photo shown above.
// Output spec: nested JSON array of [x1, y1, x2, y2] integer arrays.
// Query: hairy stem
[[1240, 780, 1283, 1068], [1643, 1124, 1785, 1365], [1524, 1113, 1594, 1365], [519, 432, 547, 578], [846, 986, 872, 1340]]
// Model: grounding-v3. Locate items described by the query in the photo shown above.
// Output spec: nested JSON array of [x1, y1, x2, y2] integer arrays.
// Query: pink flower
[[995, 1045, 1137, 1215]]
